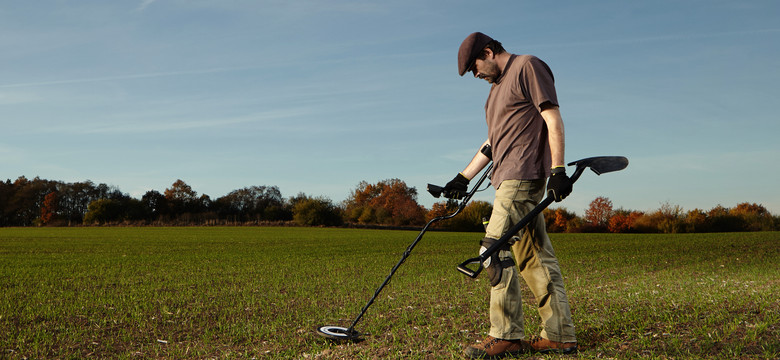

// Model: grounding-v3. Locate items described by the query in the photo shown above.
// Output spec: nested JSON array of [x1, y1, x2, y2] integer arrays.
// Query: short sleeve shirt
[[485, 54, 558, 187]]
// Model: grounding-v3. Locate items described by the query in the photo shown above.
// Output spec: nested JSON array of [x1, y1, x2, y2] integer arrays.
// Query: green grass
[[1, 228, 778, 359]]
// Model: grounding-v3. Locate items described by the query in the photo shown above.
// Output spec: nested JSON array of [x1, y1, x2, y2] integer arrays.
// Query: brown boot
[[463, 336, 532, 359], [529, 336, 577, 354]]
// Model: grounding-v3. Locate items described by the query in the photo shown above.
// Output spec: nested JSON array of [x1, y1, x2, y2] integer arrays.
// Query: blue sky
[[2, 0, 778, 216]]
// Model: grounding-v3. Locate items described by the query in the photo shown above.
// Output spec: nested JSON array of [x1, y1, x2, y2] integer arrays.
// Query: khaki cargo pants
[[484, 179, 576, 343]]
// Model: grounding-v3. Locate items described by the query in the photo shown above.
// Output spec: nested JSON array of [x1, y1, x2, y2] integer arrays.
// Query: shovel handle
[[456, 257, 484, 278], [455, 156, 629, 279]]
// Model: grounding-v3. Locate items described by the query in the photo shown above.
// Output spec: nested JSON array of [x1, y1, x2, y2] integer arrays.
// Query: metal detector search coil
[[316, 325, 364, 342]]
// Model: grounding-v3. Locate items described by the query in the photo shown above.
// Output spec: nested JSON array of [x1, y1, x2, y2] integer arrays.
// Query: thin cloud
[[136, 0, 157, 12], [0, 66, 261, 89], [0, 92, 39, 105]]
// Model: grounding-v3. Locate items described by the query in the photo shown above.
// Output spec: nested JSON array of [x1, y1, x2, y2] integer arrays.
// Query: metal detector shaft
[[456, 156, 628, 278], [346, 164, 492, 332]]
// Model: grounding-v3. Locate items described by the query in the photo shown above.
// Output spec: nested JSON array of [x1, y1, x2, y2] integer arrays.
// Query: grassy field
[[0, 227, 778, 359]]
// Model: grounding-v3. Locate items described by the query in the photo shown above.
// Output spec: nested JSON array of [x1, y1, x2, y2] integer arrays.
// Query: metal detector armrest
[[456, 257, 483, 278]]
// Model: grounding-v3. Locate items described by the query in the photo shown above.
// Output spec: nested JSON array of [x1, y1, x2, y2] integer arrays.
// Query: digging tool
[[456, 156, 628, 278]]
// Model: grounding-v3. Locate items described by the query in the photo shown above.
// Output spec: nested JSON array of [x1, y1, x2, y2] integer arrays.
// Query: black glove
[[547, 167, 572, 202], [443, 173, 470, 199]]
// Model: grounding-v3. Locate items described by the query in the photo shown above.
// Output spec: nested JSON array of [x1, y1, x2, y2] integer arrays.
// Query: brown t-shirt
[[485, 54, 558, 187]]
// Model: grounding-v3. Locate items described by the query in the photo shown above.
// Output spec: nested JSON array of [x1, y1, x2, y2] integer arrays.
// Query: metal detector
[[456, 156, 628, 278], [316, 163, 494, 342]]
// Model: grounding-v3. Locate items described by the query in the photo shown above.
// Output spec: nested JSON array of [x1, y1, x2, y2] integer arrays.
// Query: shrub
[[83, 199, 123, 225], [292, 196, 343, 227], [707, 205, 744, 232], [447, 201, 493, 232]]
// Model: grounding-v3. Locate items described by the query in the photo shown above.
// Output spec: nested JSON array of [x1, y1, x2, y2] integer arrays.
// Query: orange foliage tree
[[344, 179, 426, 226], [607, 210, 643, 233], [426, 201, 454, 221], [730, 202, 775, 231], [544, 207, 578, 233], [164, 179, 200, 214], [584, 196, 613, 230], [40, 192, 58, 225]]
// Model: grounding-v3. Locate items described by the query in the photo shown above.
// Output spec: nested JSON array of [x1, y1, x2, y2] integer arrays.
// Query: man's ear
[[476, 48, 493, 62]]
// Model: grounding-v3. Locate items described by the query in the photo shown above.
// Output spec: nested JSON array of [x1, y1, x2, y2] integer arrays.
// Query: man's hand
[[547, 167, 572, 202], [444, 173, 470, 199]]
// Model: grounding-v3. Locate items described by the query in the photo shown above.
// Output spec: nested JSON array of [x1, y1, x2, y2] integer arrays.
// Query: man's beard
[[478, 61, 501, 84]]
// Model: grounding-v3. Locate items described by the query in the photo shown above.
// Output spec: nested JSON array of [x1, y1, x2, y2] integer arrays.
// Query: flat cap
[[458, 32, 494, 76]]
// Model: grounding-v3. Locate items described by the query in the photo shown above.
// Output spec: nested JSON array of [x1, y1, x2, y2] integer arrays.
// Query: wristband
[[550, 166, 566, 175]]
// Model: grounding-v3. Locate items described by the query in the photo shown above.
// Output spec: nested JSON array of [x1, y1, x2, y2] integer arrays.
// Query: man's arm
[[540, 104, 573, 202], [461, 139, 491, 180], [442, 139, 491, 199], [540, 105, 565, 168]]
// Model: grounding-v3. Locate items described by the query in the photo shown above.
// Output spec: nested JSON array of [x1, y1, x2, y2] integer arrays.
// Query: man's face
[[471, 55, 501, 84]]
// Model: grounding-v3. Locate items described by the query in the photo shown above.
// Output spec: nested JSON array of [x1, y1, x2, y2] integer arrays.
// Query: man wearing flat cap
[[441, 32, 577, 358]]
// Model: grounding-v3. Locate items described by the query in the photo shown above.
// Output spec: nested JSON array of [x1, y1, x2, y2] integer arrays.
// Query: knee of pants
[[536, 282, 556, 308], [520, 264, 551, 298], [491, 252, 516, 290]]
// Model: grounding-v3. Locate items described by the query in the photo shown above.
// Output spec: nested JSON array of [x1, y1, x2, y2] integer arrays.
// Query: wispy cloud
[[0, 66, 261, 89], [0, 92, 39, 105], [136, 0, 157, 12]]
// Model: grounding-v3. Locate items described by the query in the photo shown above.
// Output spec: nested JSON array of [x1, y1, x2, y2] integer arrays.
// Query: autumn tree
[[426, 201, 458, 225], [3, 177, 58, 226], [731, 202, 775, 231], [544, 207, 578, 233], [607, 209, 643, 233], [344, 179, 425, 226], [164, 179, 201, 215], [584, 196, 613, 231], [164, 179, 197, 202], [40, 192, 59, 225]]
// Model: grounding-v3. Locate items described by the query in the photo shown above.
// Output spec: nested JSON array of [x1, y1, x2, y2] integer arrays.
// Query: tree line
[[1, 177, 310, 227], [1, 176, 778, 232], [546, 196, 779, 233]]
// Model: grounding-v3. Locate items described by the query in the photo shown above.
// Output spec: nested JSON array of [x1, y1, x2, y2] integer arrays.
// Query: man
[[442, 32, 578, 358]]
